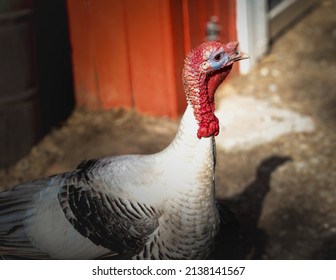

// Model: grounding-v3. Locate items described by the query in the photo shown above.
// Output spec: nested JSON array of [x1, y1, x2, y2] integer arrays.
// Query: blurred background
[[1, 0, 336, 259]]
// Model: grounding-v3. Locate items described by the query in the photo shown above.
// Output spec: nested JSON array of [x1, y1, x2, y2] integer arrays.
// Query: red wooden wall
[[66, 0, 237, 118]]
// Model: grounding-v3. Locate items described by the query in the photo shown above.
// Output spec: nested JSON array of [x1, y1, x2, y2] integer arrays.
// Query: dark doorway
[[34, 0, 74, 137], [0, 0, 75, 168]]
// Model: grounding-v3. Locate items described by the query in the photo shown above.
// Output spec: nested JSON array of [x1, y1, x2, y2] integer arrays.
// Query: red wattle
[[197, 114, 219, 139]]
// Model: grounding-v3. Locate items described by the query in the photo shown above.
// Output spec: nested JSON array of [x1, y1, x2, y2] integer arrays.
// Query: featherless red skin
[[182, 41, 240, 139]]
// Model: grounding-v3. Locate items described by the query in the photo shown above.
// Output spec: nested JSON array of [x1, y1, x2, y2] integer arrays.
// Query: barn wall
[[66, 0, 237, 118]]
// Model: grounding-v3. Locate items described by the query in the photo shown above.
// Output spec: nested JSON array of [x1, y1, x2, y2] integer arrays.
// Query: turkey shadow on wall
[[213, 155, 292, 260]]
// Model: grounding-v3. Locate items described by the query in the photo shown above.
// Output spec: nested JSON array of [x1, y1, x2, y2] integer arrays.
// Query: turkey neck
[[152, 105, 218, 259], [161, 104, 216, 198], [168, 104, 215, 157], [158, 61, 233, 196]]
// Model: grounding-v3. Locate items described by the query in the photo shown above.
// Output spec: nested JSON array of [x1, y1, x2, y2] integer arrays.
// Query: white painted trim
[[236, 0, 268, 74]]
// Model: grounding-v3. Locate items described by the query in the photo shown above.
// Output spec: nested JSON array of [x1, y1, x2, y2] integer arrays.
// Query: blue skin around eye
[[209, 55, 229, 70]]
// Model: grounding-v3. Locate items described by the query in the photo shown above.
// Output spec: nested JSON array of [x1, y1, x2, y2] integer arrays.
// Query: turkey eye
[[213, 53, 223, 62], [234, 50, 240, 55]]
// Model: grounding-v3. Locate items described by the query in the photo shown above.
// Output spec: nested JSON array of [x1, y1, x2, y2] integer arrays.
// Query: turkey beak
[[230, 50, 249, 62]]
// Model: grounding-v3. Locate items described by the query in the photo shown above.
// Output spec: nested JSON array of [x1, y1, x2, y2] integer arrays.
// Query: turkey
[[0, 41, 248, 259]]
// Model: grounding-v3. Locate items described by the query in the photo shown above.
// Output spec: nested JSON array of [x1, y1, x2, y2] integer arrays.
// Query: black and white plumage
[[0, 41, 248, 259]]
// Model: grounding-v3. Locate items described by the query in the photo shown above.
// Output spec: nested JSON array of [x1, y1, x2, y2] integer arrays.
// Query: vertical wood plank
[[66, 0, 99, 108], [182, 0, 191, 54], [125, 0, 176, 117], [90, 0, 132, 110], [170, 0, 187, 116], [219, 0, 237, 43]]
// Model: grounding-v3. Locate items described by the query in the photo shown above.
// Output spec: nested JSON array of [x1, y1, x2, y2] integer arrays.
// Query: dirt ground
[[1, 0, 335, 259]]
